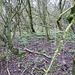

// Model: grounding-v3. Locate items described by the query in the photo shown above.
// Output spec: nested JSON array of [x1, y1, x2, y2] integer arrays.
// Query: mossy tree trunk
[[42, 0, 49, 42], [57, 0, 66, 30], [72, 58, 75, 75], [67, 5, 75, 34], [27, 0, 35, 33]]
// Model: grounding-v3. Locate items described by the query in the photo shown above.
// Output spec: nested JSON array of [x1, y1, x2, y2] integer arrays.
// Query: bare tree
[[0, 0, 23, 52]]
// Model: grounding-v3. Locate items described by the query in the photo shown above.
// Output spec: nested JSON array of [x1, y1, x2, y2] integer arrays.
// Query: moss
[[72, 18, 75, 23], [66, 7, 75, 23], [66, 14, 74, 19]]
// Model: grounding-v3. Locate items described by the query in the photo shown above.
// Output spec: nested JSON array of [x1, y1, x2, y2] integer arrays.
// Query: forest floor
[[0, 32, 75, 75]]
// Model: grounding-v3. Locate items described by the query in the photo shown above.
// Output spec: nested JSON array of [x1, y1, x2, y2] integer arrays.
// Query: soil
[[0, 33, 75, 75]]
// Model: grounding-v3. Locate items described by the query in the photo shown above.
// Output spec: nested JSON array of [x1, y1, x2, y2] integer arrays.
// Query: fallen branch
[[21, 66, 27, 75], [7, 68, 11, 75], [23, 48, 51, 59]]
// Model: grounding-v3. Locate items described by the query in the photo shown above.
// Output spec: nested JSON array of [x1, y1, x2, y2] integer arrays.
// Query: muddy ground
[[0, 32, 75, 75]]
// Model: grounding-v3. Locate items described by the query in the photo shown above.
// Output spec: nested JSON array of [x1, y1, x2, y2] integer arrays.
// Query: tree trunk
[[42, 0, 49, 42], [67, 5, 75, 34], [27, 0, 35, 32], [72, 58, 75, 75]]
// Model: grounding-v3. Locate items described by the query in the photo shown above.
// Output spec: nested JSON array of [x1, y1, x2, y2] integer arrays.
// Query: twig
[[7, 68, 11, 75], [31, 63, 37, 75], [21, 63, 35, 75], [23, 48, 51, 59], [21, 67, 27, 75]]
